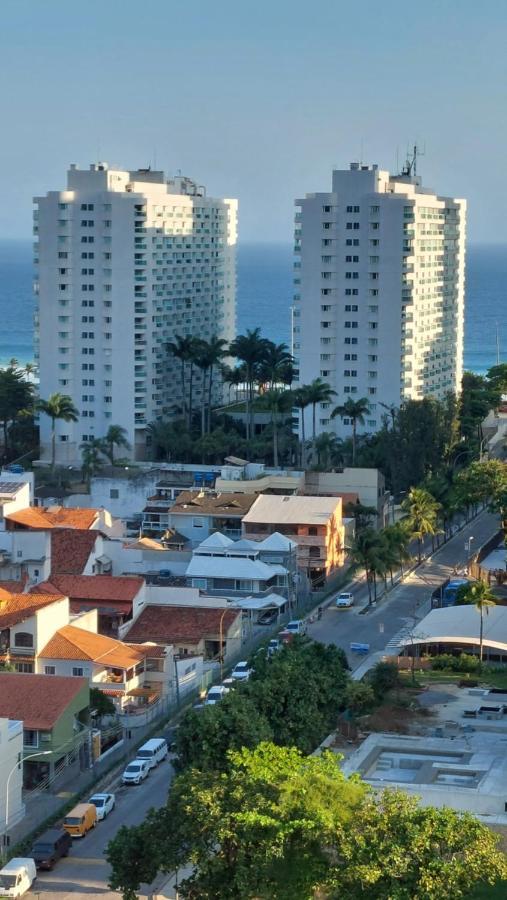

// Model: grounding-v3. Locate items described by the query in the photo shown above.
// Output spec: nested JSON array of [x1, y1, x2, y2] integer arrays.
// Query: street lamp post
[[3, 750, 52, 846]]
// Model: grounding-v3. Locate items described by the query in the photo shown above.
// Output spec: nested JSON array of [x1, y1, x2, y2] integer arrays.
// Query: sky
[[1, 0, 507, 243]]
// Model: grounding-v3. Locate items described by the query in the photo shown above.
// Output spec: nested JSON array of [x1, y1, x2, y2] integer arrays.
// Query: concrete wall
[[9, 597, 69, 656], [0, 718, 24, 831]]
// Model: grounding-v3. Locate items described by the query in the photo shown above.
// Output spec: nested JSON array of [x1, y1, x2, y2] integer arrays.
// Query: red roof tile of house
[[40, 624, 145, 668], [0, 672, 88, 730], [35, 574, 144, 603], [0, 592, 65, 630], [51, 530, 99, 575], [0, 580, 26, 594], [126, 604, 240, 645], [6, 506, 100, 530]]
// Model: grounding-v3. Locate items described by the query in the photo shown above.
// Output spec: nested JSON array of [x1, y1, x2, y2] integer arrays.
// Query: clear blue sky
[[1, 0, 506, 243]]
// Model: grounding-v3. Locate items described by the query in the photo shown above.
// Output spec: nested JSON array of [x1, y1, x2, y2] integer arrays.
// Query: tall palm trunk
[[188, 362, 195, 429], [352, 417, 357, 465], [207, 364, 214, 433], [180, 360, 186, 422], [272, 410, 279, 468], [200, 368, 207, 436], [479, 606, 484, 665], [51, 416, 56, 472], [300, 408, 306, 468], [312, 403, 316, 442]]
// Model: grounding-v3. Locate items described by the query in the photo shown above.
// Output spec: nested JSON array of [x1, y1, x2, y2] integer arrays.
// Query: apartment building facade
[[293, 162, 466, 438], [35, 163, 237, 463]]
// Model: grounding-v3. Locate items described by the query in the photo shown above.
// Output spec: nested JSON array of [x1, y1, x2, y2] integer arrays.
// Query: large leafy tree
[[455, 459, 507, 514], [331, 397, 370, 465], [38, 392, 79, 471], [107, 744, 507, 900], [401, 487, 441, 562], [455, 579, 497, 665], [146, 420, 193, 462], [0, 366, 34, 460]]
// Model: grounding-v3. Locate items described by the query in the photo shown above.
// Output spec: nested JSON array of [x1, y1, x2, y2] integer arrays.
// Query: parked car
[[231, 661, 253, 681], [335, 592, 354, 608], [258, 608, 278, 626], [31, 828, 71, 870], [0, 858, 36, 897], [205, 685, 230, 705], [267, 638, 281, 656], [88, 793, 115, 821], [286, 619, 307, 635], [121, 759, 150, 785], [136, 738, 168, 768], [62, 803, 97, 838], [279, 629, 294, 644]]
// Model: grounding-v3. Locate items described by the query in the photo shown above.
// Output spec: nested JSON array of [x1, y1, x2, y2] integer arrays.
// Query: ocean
[[0, 240, 504, 374]]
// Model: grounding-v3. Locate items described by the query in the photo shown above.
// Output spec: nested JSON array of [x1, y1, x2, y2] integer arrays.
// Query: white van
[[0, 858, 36, 897], [136, 737, 168, 769]]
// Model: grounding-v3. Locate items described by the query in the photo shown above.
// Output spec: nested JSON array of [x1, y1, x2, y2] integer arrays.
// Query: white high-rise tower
[[293, 160, 466, 438], [34, 163, 237, 462]]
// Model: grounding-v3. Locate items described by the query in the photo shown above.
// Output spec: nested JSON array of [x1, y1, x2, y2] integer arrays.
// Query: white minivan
[[136, 737, 168, 769], [0, 858, 36, 897]]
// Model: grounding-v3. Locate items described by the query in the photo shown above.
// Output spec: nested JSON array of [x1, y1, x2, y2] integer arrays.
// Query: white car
[[286, 619, 307, 635], [205, 685, 230, 705], [121, 759, 150, 785], [88, 792, 115, 820], [267, 638, 281, 656], [335, 592, 354, 608], [231, 661, 253, 681]]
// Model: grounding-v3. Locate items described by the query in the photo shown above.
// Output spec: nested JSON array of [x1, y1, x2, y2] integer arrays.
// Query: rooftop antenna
[[360, 137, 364, 166], [401, 142, 425, 177]]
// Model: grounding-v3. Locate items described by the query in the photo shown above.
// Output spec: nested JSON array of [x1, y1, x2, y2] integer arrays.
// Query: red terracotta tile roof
[[0, 672, 88, 730], [40, 624, 145, 668], [6, 506, 100, 530], [36, 574, 144, 603], [51, 530, 99, 575], [126, 604, 240, 645], [170, 490, 257, 516], [0, 580, 25, 594], [0, 592, 65, 630]]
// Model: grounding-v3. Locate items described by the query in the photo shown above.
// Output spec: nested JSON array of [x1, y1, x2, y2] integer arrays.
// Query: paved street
[[28, 756, 175, 899], [24, 511, 499, 899], [307, 510, 500, 670]]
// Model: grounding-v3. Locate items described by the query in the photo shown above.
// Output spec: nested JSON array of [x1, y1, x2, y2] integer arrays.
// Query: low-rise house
[[303, 468, 389, 528], [125, 604, 242, 662], [0, 717, 24, 833], [37, 623, 173, 709], [242, 494, 345, 587], [5, 504, 123, 538], [186, 531, 296, 603], [36, 574, 146, 635], [0, 479, 32, 533], [0, 672, 90, 789], [167, 491, 257, 546], [0, 590, 69, 673], [50, 529, 111, 576]]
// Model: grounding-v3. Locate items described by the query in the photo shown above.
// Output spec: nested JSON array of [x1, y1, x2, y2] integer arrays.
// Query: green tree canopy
[[107, 743, 507, 900]]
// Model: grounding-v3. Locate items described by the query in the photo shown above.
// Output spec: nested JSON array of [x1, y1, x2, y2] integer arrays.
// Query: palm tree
[[331, 397, 370, 465], [401, 487, 441, 563], [166, 335, 195, 426], [103, 424, 131, 465], [304, 378, 336, 445], [383, 522, 412, 583], [24, 361, 37, 380], [0, 367, 34, 460], [204, 336, 229, 432], [313, 431, 342, 470], [260, 388, 294, 468], [230, 328, 269, 444], [293, 386, 311, 467], [258, 342, 293, 389], [80, 438, 104, 488], [38, 393, 79, 472], [456, 580, 496, 665], [348, 527, 387, 605]]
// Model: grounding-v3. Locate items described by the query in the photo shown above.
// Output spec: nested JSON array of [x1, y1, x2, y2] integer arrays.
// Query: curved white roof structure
[[401, 605, 507, 654]]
